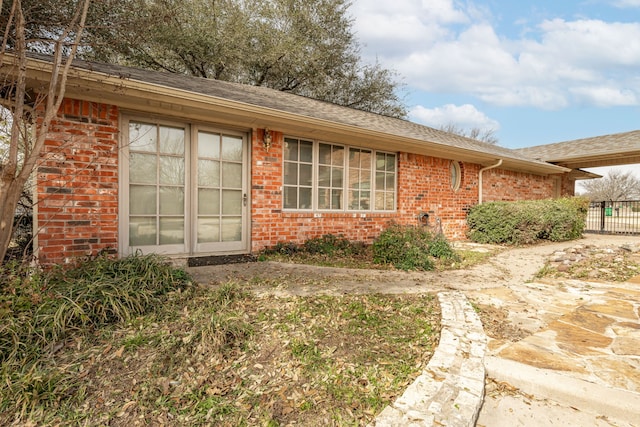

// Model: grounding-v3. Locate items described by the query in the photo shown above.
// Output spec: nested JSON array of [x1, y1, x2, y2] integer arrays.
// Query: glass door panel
[[195, 130, 246, 252], [128, 121, 186, 253]]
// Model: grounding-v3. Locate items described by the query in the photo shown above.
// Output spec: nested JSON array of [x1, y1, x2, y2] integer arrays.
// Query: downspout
[[478, 159, 503, 204]]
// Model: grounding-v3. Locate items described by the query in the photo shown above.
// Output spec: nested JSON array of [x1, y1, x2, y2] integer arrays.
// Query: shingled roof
[[515, 130, 640, 169], [14, 53, 567, 174]]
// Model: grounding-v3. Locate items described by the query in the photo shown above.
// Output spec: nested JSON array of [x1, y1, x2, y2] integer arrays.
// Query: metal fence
[[585, 201, 640, 235]]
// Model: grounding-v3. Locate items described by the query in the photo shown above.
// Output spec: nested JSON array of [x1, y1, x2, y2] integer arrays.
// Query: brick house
[[12, 56, 577, 265]]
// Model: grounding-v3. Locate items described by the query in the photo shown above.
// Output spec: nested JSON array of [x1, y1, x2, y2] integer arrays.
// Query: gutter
[[478, 159, 503, 204]]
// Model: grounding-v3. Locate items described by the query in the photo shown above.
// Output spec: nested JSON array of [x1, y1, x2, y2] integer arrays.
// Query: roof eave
[[13, 56, 566, 175]]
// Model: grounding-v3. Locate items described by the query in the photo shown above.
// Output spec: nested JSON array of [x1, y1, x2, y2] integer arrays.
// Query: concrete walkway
[[470, 235, 640, 427]]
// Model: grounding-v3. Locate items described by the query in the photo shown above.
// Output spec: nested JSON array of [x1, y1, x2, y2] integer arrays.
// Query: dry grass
[[1, 279, 440, 426]]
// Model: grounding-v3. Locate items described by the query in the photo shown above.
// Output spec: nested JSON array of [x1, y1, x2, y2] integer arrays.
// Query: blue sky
[[349, 0, 640, 180]]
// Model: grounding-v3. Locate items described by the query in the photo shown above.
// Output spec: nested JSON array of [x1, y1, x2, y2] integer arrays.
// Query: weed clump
[[263, 234, 367, 263], [0, 253, 191, 416], [372, 223, 459, 271]]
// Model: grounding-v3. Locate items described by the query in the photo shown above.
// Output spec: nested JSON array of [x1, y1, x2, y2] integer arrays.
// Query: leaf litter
[[4, 283, 440, 426]]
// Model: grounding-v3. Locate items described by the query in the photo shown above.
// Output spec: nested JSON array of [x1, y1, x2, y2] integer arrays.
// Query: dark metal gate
[[585, 201, 640, 235]]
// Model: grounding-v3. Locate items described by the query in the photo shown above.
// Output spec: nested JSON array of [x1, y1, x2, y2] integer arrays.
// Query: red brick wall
[[482, 168, 555, 202], [250, 132, 482, 251], [35, 100, 563, 263], [560, 175, 576, 197], [35, 99, 119, 264]]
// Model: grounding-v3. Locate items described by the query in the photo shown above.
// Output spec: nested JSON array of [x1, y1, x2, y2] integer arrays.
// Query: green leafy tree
[[86, 0, 407, 117]]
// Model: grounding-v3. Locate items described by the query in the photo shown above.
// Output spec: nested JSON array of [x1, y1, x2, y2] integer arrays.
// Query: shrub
[[265, 234, 366, 257], [467, 197, 589, 245], [0, 253, 192, 364], [303, 234, 352, 255], [372, 223, 458, 271]]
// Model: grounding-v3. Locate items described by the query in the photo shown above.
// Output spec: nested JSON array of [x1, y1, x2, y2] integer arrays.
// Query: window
[[283, 137, 396, 212], [318, 143, 344, 210], [450, 161, 462, 191], [283, 137, 313, 209], [375, 152, 396, 210]]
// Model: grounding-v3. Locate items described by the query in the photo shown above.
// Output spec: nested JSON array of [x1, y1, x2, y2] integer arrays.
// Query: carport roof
[[515, 130, 640, 169]]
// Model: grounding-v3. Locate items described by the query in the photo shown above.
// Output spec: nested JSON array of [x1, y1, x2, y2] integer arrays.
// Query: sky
[[349, 0, 640, 182]]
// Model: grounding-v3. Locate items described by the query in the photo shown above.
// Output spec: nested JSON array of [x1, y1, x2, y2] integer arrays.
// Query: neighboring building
[[5, 55, 577, 265]]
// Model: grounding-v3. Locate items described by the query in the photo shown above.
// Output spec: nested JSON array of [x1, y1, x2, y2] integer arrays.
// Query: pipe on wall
[[478, 159, 503, 204]]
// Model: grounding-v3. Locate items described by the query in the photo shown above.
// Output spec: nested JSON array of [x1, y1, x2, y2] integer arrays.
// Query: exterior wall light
[[263, 128, 272, 151]]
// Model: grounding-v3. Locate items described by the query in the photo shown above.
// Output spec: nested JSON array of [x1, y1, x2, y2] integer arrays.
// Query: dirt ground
[[187, 233, 640, 342], [188, 234, 638, 295]]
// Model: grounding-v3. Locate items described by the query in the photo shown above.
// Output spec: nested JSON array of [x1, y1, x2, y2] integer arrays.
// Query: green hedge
[[466, 197, 589, 245]]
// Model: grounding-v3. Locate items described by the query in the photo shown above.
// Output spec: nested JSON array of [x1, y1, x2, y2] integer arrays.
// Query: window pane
[[198, 132, 220, 158], [130, 153, 156, 184], [221, 217, 242, 241], [159, 126, 184, 155], [299, 187, 312, 209], [332, 146, 344, 166], [319, 144, 331, 165], [376, 153, 386, 170], [284, 162, 298, 185], [376, 172, 385, 189], [198, 188, 220, 215], [360, 151, 371, 169], [221, 135, 243, 161], [386, 193, 395, 210], [349, 149, 359, 168], [160, 156, 184, 185], [159, 187, 184, 215], [130, 185, 156, 215], [222, 190, 242, 215], [332, 167, 343, 187], [129, 217, 156, 246], [129, 122, 156, 152], [222, 162, 242, 188], [386, 174, 395, 189], [299, 164, 312, 186], [386, 154, 396, 172], [331, 189, 342, 209], [299, 141, 313, 162], [318, 165, 331, 187], [349, 190, 359, 209], [159, 217, 184, 245], [284, 186, 297, 209], [284, 138, 298, 161], [222, 216, 242, 242], [198, 217, 220, 243], [198, 159, 220, 187], [361, 191, 370, 209], [318, 188, 330, 209]]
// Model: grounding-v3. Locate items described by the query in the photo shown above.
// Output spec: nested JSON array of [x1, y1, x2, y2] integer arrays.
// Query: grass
[[0, 256, 440, 426]]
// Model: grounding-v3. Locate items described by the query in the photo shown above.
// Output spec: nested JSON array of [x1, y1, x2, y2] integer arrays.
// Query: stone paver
[[371, 291, 487, 427]]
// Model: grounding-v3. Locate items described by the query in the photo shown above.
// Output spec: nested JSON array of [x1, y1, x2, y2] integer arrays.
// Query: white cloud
[[352, 0, 640, 109], [409, 103, 500, 131], [613, 0, 640, 7]]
